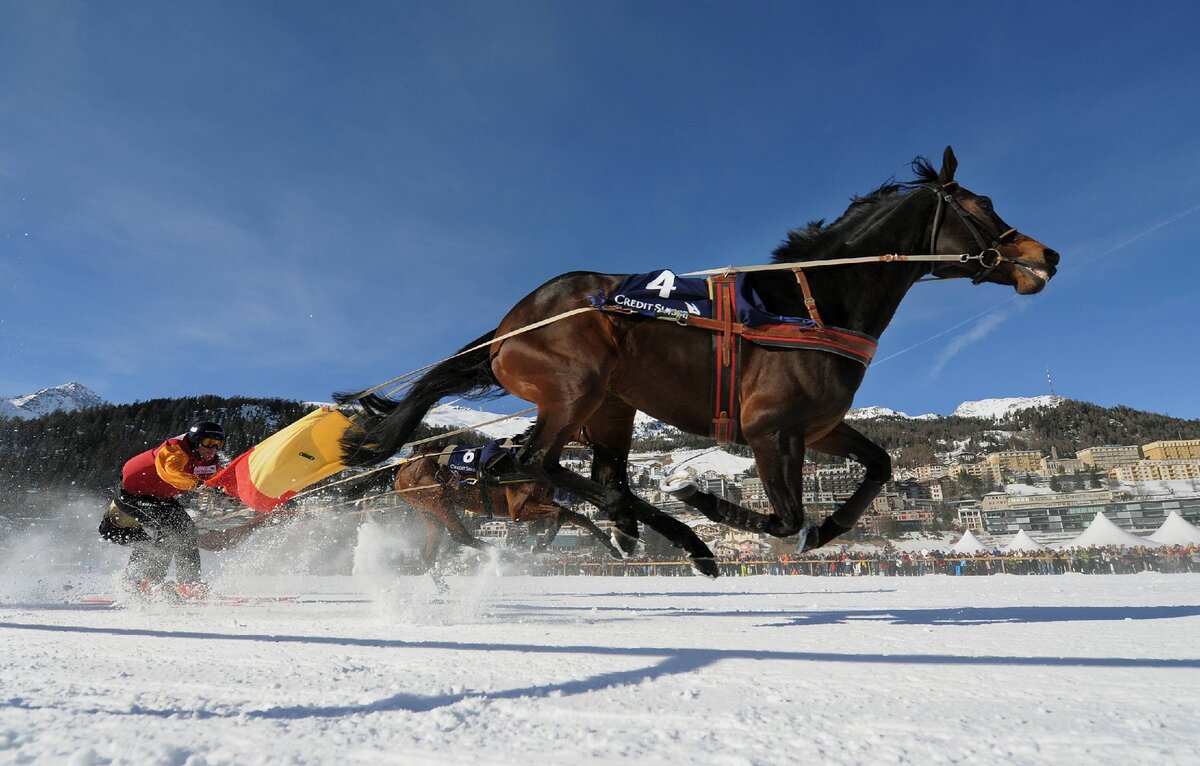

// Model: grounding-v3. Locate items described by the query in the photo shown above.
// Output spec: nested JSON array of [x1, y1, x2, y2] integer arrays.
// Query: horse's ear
[[938, 146, 958, 184]]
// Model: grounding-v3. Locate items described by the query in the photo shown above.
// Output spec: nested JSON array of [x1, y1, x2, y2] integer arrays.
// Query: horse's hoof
[[611, 529, 639, 558], [660, 471, 698, 498], [691, 557, 719, 579], [794, 523, 818, 553]]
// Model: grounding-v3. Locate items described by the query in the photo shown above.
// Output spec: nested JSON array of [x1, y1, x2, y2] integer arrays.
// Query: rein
[[345, 306, 596, 403], [681, 252, 977, 277], [289, 406, 537, 501]]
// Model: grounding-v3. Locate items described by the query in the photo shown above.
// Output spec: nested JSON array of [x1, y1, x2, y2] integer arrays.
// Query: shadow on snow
[[3, 603, 1199, 720]]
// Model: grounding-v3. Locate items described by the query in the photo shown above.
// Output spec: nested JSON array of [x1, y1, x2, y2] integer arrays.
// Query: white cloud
[[927, 310, 1008, 380]]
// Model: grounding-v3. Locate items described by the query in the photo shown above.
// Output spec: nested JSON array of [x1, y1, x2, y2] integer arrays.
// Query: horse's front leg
[[805, 421, 891, 549], [583, 398, 641, 556], [417, 512, 446, 572], [506, 485, 564, 553], [532, 515, 564, 552], [414, 517, 452, 595], [666, 426, 808, 537]]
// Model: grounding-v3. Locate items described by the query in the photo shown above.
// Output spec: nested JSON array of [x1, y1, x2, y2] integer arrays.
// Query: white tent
[[1003, 529, 1048, 552], [1059, 512, 1162, 549], [950, 529, 988, 554], [1148, 511, 1200, 545]]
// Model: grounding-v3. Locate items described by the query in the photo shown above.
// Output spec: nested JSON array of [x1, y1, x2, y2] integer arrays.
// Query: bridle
[[927, 182, 1044, 284]]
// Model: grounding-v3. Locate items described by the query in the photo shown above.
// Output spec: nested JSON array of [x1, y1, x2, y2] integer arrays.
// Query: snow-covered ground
[[627, 446, 756, 479], [1, 506, 1198, 765]]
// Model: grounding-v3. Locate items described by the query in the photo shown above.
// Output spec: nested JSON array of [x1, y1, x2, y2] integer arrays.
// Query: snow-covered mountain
[[0, 383, 1066, 429], [0, 382, 106, 420], [950, 395, 1065, 421], [633, 410, 686, 441], [424, 403, 535, 439], [426, 395, 1068, 440], [628, 447, 755, 478], [423, 405, 691, 443], [847, 395, 1065, 422], [845, 405, 944, 420], [845, 405, 910, 419]]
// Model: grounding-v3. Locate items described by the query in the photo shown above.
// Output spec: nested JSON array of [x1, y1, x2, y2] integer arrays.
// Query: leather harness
[[604, 273, 878, 444]]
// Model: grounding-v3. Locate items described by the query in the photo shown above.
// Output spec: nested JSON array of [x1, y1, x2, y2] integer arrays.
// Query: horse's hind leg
[[529, 511, 563, 553], [806, 421, 891, 549], [416, 513, 451, 593], [582, 398, 641, 556], [515, 494, 623, 559], [553, 506, 624, 559], [537, 461, 718, 576], [493, 333, 716, 575], [516, 418, 719, 577]]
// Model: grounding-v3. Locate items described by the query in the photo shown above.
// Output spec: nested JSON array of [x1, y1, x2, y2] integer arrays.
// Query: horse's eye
[[977, 197, 993, 212]]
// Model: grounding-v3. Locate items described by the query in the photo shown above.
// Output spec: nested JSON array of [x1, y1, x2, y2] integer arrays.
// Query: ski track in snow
[[1, 570, 1198, 765]]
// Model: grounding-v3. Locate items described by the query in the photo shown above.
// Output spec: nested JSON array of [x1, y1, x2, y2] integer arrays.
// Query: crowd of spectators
[[527, 543, 1200, 577]]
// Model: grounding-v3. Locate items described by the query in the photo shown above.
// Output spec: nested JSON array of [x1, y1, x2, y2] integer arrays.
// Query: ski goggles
[[199, 438, 224, 449]]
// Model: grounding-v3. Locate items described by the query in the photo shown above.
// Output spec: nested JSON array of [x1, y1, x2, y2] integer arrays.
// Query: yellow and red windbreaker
[[206, 407, 351, 512]]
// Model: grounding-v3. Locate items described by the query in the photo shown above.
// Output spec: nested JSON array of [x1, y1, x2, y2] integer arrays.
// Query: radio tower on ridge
[[1046, 366, 1057, 397]]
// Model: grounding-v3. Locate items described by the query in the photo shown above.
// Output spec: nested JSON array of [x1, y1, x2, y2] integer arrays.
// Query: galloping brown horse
[[341, 148, 1059, 577], [394, 446, 622, 573]]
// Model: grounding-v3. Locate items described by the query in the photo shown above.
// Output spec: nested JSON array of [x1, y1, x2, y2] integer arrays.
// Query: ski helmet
[[186, 421, 225, 450]]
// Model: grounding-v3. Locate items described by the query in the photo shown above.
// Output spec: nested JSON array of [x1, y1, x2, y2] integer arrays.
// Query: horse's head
[[925, 146, 1059, 295]]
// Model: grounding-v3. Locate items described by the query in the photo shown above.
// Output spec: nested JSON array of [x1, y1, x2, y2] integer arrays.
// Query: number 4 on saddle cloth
[[589, 269, 880, 444], [590, 268, 819, 328]]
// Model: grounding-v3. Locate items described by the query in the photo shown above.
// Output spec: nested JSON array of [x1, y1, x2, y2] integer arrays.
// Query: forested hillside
[[0, 396, 480, 520], [635, 399, 1200, 466], [849, 400, 1200, 467], [0, 396, 312, 502]]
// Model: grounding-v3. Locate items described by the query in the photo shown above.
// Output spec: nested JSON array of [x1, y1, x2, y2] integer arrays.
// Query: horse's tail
[[337, 330, 501, 467]]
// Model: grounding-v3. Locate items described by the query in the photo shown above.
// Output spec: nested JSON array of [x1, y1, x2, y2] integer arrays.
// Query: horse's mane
[[772, 155, 938, 263]]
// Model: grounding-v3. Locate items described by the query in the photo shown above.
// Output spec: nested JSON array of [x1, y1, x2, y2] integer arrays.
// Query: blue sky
[[3, 1, 1199, 420]]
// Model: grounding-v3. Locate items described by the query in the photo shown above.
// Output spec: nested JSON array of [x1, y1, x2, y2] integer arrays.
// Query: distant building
[[699, 476, 742, 503], [740, 477, 764, 499], [982, 495, 1200, 536], [1076, 445, 1141, 471], [804, 461, 866, 497], [890, 507, 934, 525], [984, 450, 1044, 473], [954, 502, 984, 531], [1041, 455, 1085, 475], [477, 520, 510, 542], [1141, 439, 1200, 461], [911, 464, 949, 481], [1109, 460, 1200, 482], [982, 489, 1115, 512], [950, 462, 1002, 485]]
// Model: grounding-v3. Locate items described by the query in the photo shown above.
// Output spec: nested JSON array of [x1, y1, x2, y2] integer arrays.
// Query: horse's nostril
[[1044, 248, 1061, 267]]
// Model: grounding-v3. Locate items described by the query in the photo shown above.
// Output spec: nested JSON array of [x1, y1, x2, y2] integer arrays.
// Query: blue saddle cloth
[[442, 439, 520, 477], [592, 269, 817, 328]]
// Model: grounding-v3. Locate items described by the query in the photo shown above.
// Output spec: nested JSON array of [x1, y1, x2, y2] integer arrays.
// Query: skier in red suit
[[99, 421, 225, 598]]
